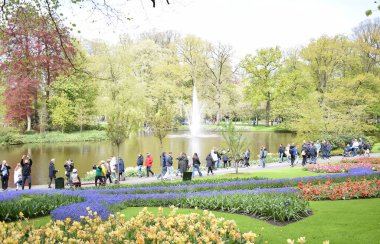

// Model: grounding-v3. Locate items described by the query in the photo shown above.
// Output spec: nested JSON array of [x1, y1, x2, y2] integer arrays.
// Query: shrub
[[0, 127, 22, 145]]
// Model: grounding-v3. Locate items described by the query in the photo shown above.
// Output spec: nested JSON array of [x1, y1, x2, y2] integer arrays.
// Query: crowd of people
[[0, 138, 373, 190]]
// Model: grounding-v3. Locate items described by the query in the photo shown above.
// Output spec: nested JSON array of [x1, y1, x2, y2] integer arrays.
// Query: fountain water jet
[[190, 85, 201, 137]]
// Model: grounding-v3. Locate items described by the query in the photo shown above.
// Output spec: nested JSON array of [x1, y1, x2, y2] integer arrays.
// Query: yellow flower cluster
[[0, 207, 329, 244]]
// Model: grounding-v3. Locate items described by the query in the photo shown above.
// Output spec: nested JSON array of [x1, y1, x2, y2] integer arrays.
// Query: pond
[[0, 131, 296, 185]]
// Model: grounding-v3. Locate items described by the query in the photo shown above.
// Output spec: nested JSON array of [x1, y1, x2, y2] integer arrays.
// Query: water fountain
[[190, 85, 202, 137]]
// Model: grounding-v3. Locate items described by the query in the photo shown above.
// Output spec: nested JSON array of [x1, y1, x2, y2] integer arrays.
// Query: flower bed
[[0, 207, 318, 243], [298, 177, 380, 201], [340, 157, 380, 164], [304, 163, 380, 173], [0, 194, 83, 222], [112, 192, 311, 222]]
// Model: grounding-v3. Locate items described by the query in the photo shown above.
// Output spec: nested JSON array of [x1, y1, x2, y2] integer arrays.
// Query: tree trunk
[[26, 115, 32, 131], [265, 95, 270, 127], [117, 145, 120, 183], [235, 157, 238, 174]]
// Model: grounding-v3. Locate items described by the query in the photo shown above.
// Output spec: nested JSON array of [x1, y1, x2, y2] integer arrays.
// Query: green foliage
[[21, 130, 107, 144], [0, 194, 83, 222], [124, 199, 380, 244], [0, 127, 23, 145], [222, 121, 246, 173], [241, 47, 282, 127], [113, 193, 311, 222], [106, 106, 131, 149], [49, 72, 98, 132], [50, 96, 75, 132]]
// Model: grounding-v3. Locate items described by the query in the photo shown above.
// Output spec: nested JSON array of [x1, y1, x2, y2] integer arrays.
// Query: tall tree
[[0, 5, 75, 130], [353, 18, 380, 74], [204, 43, 233, 124], [241, 47, 282, 127]]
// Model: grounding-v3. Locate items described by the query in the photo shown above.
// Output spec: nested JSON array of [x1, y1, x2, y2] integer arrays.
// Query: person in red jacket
[[145, 152, 155, 177]]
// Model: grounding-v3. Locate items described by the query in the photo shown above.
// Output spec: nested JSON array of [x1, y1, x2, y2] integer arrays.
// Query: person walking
[[137, 153, 144, 177], [164, 152, 174, 180], [301, 149, 307, 166], [14, 163, 22, 190], [157, 152, 167, 180], [21, 155, 33, 190], [48, 159, 58, 188], [309, 143, 317, 164], [244, 149, 251, 167], [290, 144, 297, 167], [110, 156, 117, 183], [192, 153, 202, 177], [260, 146, 267, 168], [105, 159, 112, 184], [278, 144, 285, 163], [1, 160, 11, 190], [119, 157, 125, 181], [315, 141, 321, 158], [206, 153, 214, 175], [177, 152, 189, 177], [145, 152, 155, 177], [222, 152, 229, 168]]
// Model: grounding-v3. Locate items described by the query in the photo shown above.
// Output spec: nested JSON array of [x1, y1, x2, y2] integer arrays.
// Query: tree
[[0, 5, 75, 130], [204, 43, 233, 124], [241, 47, 282, 127], [301, 35, 350, 105], [353, 18, 380, 73], [106, 105, 131, 183], [49, 72, 98, 132], [222, 121, 246, 174], [50, 96, 74, 132]]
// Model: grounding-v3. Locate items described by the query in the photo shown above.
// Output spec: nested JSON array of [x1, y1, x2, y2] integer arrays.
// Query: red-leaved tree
[[0, 5, 75, 130]]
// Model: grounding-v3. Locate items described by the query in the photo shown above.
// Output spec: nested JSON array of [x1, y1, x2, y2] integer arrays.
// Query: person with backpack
[[1, 160, 11, 190], [290, 144, 298, 167], [157, 152, 167, 180], [309, 143, 317, 164], [206, 153, 214, 175], [260, 146, 267, 168], [136, 153, 144, 177]]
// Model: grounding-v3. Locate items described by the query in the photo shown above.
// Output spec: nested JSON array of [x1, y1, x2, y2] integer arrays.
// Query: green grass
[[372, 143, 380, 153], [201, 166, 324, 180], [27, 216, 51, 228], [121, 198, 380, 244], [21, 130, 107, 144]]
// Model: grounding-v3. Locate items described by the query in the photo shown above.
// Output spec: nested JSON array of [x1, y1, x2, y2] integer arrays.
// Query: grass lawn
[[372, 143, 380, 153], [199, 166, 324, 180], [122, 198, 380, 244], [22, 130, 107, 144]]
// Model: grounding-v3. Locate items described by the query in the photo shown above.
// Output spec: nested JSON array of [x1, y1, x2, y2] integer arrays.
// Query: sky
[[62, 0, 376, 59]]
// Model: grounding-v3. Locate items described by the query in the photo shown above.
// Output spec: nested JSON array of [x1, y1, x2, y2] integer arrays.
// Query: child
[[71, 169, 81, 188], [14, 163, 22, 190]]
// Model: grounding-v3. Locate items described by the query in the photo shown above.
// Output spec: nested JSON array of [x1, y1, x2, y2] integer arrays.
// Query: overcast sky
[[63, 0, 376, 59]]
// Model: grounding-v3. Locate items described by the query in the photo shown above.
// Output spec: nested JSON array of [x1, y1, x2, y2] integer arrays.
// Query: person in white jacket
[[14, 163, 22, 190], [110, 156, 118, 182]]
